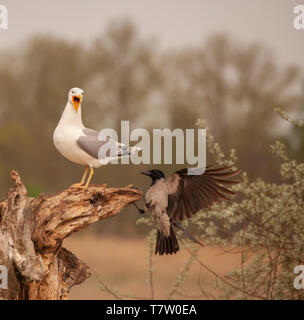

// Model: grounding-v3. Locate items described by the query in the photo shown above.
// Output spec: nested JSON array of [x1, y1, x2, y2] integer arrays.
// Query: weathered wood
[[0, 170, 142, 300]]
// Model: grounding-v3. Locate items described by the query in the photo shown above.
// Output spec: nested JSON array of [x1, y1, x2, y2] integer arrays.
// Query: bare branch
[[0, 171, 142, 300]]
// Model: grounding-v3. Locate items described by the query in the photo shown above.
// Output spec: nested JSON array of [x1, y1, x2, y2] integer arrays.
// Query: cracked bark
[[0, 170, 142, 300]]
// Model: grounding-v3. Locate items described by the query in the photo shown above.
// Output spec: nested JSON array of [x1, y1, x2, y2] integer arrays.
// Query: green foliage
[[192, 109, 304, 299]]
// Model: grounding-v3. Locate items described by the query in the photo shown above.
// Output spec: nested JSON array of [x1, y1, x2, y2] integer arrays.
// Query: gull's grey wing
[[83, 128, 98, 136], [77, 128, 130, 159]]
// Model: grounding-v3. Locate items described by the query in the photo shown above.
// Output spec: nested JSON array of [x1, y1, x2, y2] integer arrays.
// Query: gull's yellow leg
[[84, 167, 94, 189], [80, 165, 89, 185], [71, 165, 89, 188]]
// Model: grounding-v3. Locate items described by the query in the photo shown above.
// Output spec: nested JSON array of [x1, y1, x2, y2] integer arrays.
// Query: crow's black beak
[[141, 170, 151, 176]]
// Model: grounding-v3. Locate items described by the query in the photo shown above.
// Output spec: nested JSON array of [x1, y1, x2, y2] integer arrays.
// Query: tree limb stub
[[0, 170, 142, 300]]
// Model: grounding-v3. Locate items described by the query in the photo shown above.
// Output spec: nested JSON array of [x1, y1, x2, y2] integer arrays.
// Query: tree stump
[[0, 170, 142, 300]]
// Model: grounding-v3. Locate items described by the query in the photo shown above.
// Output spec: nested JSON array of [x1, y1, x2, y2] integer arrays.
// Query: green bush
[[191, 110, 304, 299]]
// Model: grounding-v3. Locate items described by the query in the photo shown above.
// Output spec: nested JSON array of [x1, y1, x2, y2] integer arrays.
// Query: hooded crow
[[137, 166, 240, 255]]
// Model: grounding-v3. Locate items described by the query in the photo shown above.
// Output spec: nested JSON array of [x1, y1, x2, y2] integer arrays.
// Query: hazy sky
[[0, 0, 304, 68]]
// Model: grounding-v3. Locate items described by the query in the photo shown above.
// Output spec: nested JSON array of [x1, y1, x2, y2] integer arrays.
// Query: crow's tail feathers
[[173, 222, 204, 247], [155, 225, 179, 255]]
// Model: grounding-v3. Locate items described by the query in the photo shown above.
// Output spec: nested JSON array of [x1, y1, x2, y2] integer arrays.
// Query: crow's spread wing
[[166, 166, 240, 222]]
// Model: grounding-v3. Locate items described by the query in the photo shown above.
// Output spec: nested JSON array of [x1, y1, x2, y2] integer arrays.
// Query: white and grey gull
[[53, 87, 140, 188]]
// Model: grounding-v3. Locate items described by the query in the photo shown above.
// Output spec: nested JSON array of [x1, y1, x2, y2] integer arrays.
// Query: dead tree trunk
[[0, 171, 142, 300]]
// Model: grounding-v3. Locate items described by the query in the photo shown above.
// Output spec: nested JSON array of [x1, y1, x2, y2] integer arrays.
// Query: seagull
[[135, 166, 240, 255], [53, 87, 140, 188]]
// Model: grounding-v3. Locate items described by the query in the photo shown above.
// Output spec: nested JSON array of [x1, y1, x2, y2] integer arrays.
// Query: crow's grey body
[[144, 175, 180, 237]]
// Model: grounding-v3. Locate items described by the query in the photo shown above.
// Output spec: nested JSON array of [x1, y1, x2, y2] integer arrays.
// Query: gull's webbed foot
[[70, 166, 93, 189], [70, 183, 85, 189]]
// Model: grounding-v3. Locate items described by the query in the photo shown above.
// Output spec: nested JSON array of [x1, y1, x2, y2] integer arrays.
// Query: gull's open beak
[[141, 170, 152, 176], [72, 95, 82, 112]]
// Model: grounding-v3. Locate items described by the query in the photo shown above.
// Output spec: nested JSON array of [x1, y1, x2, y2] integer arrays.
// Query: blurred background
[[0, 0, 304, 299]]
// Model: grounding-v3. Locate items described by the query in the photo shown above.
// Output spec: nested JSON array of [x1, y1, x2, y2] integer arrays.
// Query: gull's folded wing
[[77, 128, 129, 159]]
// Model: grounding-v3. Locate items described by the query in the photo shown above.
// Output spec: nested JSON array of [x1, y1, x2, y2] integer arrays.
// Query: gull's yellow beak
[[72, 95, 82, 112]]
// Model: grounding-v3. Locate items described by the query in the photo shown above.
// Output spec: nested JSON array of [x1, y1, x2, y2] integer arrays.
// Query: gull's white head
[[68, 87, 84, 113]]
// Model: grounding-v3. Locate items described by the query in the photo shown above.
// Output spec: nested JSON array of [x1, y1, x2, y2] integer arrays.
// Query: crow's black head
[[141, 169, 165, 183]]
